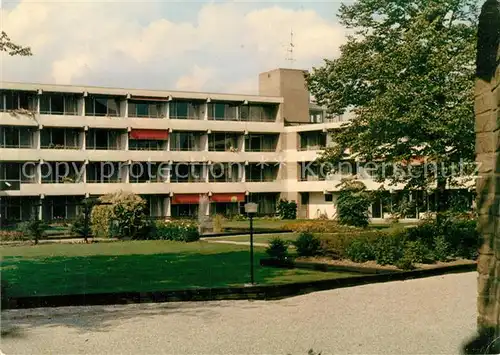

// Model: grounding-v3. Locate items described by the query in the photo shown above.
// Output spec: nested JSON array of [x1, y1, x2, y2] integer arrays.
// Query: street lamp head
[[4, 182, 11, 187], [244, 202, 258, 215]]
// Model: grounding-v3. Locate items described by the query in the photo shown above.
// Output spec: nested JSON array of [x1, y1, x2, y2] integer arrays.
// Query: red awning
[[210, 193, 245, 203], [171, 194, 201, 205], [129, 129, 168, 140]]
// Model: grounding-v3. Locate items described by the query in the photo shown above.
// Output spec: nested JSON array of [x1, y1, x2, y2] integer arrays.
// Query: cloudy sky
[[1, 0, 349, 94]]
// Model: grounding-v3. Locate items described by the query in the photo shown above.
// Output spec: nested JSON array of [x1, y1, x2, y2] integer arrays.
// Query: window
[[2, 91, 37, 112], [209, 133, 239, 152], [40, 93, 78, 115], [40, 128, 80, 149], [245, 134, 277, 152], [171, 164, 204, 183], [0, 126, 34, 148], [300, 132, 327, 151], [325, 194, 333, 202], [169, 101, 202, 119], [86, 129, 122, 150], [208, 102, 237, 121], [309, 110, 324, 123], [240, 104, 276, 122], [209, 163, 241, 183], [129, 139, 165, 151], [85, 96, 120, 116], [170, 132, 200, 151], [128, 101, 164, 118]]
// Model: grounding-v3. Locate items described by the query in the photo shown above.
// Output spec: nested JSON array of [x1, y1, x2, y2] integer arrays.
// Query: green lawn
[[1, 241, 358, 298]]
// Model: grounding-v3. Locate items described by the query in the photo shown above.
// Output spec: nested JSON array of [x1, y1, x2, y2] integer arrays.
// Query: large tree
[[0, 31, 32, 56], [306, 0, 479, 213]]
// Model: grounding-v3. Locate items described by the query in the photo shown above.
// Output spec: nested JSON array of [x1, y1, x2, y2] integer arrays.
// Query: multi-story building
[[0, 68, 473, 224]]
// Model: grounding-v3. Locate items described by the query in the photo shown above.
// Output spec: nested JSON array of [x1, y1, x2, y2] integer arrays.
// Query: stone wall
[[476, 0, 500, 341]]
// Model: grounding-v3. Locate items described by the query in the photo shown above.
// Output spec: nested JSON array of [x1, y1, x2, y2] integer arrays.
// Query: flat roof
[[0, 81, 284, 104]]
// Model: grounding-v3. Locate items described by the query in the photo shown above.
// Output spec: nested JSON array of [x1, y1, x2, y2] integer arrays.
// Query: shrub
[[286, 220, 361, 234], [276, 199, 297, 220], [434, 235, 450, 262], [396, 254, 416, 270], [373, 233, 405, 265], [403, 240, 434, 264], [71, 214, 92, 240], [442, 219, 478, 260], [154, 220, 200, 242], [91, 191, 151, 240], [266, 237, 289, 259], [345, 236, 376, 263], [0, 230, 25, 242], [213, 214, 225, 233], [293, 232, 321, 257], [404, 222, 438, 250], [19, 220, 48, 244], [336, 181, 371, 228]]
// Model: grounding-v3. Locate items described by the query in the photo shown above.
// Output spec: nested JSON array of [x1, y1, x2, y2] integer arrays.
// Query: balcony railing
[[245, 177, 277, 182], [169, 115, 203, 120], [86, 178, 123, 184], [41, 144, 80, 150], [0, 143, 35, 149]]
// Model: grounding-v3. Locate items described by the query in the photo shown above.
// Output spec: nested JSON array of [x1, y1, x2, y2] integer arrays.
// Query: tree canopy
[[0, 31, 32, 56], [306, 0, 479, 195]]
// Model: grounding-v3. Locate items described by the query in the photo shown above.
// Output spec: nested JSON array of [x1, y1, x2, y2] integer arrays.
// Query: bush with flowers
[[152, 220, 200, 242]]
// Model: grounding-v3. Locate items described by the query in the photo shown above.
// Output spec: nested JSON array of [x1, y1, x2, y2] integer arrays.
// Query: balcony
[[40, 93, 79, 116], [170, 132, 203, 152], [128, 100, 166, 119], [208, 163, 243, 183], [170, 163, 206, 183], [129, 162, 169, 183], [40, 127, 83, 150], [85, 95, 121, 117], [86, 162, 125, 183], [245, 134, 278, 152], [0, 126, 35, 149], [38, 162, 85, 186], [245, 164, 278, 182], [207, 102, 238, 121], [209, 133, 241, 152], [86, 129, 125, 150], [169, 101, 203, 120], [299, 131, 326, 151], [240, 104, 277, 122]]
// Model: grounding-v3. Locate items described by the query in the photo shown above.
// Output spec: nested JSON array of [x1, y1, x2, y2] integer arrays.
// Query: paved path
[[200, 238, 270, 247], [1, 272, 478, 354]]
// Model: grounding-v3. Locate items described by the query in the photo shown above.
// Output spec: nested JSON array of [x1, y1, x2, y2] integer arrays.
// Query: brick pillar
[[476, 0, 500, 343]]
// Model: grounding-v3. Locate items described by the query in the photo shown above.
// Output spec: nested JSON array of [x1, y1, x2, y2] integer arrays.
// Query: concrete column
[[475, 0, 500, 347], [120, 99, 128, 118], [164, 196, 170, 218], [79, 96, 85, 116]]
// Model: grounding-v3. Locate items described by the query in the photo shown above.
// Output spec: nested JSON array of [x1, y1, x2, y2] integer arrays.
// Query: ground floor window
[[171, 204, 198, 218], [245, 193, 278, 216], [211, 202, 240, 217]]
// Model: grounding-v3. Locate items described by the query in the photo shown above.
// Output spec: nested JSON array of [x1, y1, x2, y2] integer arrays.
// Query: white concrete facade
[[0, 70, 474, 221]]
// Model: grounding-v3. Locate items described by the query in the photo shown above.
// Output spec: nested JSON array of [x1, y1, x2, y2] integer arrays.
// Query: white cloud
[[175, 65, 215, 92], [1, 0, 346, 93]]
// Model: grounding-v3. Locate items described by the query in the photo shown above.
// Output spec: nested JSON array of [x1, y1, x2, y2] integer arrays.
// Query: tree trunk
[[436, 177, 447, 225]]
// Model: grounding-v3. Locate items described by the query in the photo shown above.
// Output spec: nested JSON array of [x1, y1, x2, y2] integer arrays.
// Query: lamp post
[[244, 202, 258, 285]]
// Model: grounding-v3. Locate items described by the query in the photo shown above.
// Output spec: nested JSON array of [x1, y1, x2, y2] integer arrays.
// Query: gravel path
[[1, 272, 478, 354]]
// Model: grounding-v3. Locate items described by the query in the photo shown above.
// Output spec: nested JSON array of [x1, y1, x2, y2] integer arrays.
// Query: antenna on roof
[[285, 29, 296, 67]]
